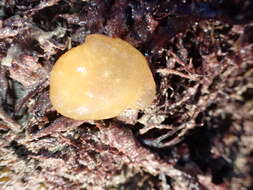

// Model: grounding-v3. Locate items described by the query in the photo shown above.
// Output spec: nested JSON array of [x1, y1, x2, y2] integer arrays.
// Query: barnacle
[[49, 34, 156, 120]]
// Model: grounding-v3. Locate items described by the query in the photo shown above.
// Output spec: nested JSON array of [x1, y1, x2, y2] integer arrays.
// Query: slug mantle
[[49, 34, 156, 120]]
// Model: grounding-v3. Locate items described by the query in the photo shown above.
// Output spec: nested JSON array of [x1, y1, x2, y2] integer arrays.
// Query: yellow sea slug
[[49, 34, 156, 120]]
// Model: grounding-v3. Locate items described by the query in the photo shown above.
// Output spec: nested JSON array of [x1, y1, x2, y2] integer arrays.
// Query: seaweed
[[0, 0, 253, 189]]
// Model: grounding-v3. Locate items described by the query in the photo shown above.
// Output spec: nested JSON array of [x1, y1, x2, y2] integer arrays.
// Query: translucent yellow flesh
[[50, 34, 156, 120]]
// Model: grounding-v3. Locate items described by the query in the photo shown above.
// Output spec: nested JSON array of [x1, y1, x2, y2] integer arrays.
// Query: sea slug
[[50, 34, 156, 120]]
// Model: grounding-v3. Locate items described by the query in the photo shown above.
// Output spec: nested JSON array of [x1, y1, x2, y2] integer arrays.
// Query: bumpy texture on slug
[[50, 34, 156, 120]]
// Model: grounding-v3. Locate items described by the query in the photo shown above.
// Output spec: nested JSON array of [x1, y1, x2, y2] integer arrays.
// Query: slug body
[[50, 34, 156, 120]]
